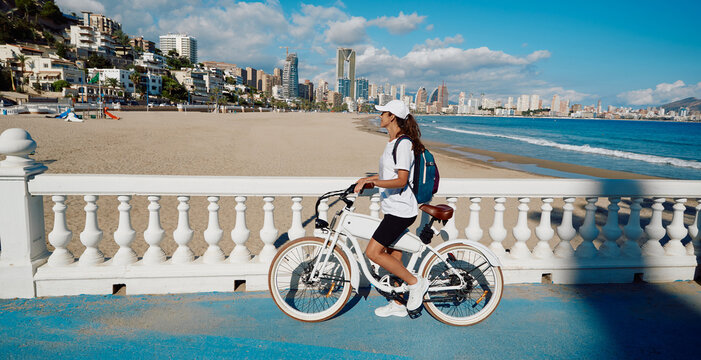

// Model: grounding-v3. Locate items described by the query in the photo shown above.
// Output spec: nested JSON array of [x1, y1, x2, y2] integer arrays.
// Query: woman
[[354, 99, 429, 317]]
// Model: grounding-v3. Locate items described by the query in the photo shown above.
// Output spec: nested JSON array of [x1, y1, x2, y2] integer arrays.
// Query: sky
[[56, 0, 701, 107]]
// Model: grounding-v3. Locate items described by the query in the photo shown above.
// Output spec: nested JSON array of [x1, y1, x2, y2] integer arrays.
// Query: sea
[[400, 116, 701, 180]]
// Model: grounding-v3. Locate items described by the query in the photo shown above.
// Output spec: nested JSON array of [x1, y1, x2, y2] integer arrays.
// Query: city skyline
[[56, 0, 701, 107]]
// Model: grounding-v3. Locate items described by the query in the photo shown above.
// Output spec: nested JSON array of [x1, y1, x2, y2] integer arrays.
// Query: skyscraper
[[437, 82, 449, 108], [551, 95, 560, 115], [159, 33, 198, 63], [415, 87, 427, 113], [400, 84, 406, 100], [283, 53, 299, 99], [336, 48, 356, 99], [355, 78, 369, 100]]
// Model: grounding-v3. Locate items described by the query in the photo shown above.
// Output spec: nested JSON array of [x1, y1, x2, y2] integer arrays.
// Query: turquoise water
[[413, 116, 701, 179]]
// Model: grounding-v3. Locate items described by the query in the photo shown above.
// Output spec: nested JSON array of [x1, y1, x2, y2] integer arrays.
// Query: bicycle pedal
[[407, 308, 422, 319]]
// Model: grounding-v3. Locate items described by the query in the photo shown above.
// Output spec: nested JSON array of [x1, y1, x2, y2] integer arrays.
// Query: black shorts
[[372, 214, 417, 247]]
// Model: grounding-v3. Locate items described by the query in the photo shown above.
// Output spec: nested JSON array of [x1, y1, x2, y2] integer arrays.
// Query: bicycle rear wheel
[[421, 243, 503, 326], [268, 237, 353, 322]]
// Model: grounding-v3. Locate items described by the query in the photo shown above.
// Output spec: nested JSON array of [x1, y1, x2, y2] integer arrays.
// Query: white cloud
[[425, 24, 434, 31], [56, 0, 105, 13], [368, 11, 426, 35], [290, 4, 347, 39], [415, 34, 464, 50], [617, 80, 701, 105], [324, 17, 368, 45]]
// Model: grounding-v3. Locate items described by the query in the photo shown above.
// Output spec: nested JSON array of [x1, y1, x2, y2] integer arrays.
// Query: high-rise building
[[517, 94, 530, 113], [551, 95, 560, 115], [159, 33, 198, 64], [458, 91, 467, 114], [390, 85, 397, 100], [428, 88, 439, 104], [597, 99, 602, 114], [400, 84, 406, 100], [529, 94, 540, 111], [507, 97, 513, 109], [355, 78, 369, 100], [337, 78, 351, 99], [415, 87, 427, 113], [246, 67, 257, 89], [81, 11, 121, 35], [437, 82, 449, 108], [282, 53, 299, 99], [336, 48, 356, 98], [315, 80, 328, 103]]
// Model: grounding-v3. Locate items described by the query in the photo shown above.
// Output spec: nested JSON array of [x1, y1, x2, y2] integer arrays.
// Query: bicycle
[[268, 184, 504, 326]]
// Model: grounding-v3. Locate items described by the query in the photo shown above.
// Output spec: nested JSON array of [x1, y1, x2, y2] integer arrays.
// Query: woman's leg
[[366, 239, 417, 286]]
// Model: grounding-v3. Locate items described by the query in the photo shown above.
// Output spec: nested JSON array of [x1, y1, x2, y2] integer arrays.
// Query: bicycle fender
[[418, 239, 503, 276], [335, 241, 361, 290]]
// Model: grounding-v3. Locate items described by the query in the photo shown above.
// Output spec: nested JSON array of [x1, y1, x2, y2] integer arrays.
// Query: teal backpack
[[392, 135, 440, 204]]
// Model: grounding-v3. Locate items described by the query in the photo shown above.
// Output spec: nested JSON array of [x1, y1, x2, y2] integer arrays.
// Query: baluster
[[113, 195, 137, 265], [203, 196, 224, 263], [664, 198, 688, 256], [143, 196, 166, 264], [441, 197, 459, 240], [510, 197, 531, 259], [464, 197, 483, 242], [599, 197, 622, 258], [554, 197, 576, 257], [642, 197, 666, 256], [287, 197, 305, 240], [171, 196, 194, 264], [575, 197, 598, 258], [313, 198, 329, 238], [488, 197, 507, 256], [47, 195, 74, 266], [688, 200, 701, 256], [621, 197, 643, 257], [79, 195, 103, 265], [229, 196, 251, 263], [258, 196, 278, 262], [369, 194, 381, 218], [533, 198, 555, 258]]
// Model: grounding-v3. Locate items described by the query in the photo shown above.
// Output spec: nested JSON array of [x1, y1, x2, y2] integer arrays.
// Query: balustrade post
[[142, 196, 166, 264], [440, 197, 459, 240], [172, 196, 194, 264], [79, 195, 104, 265], [229, 196, 251, 263], [533, 198, 555, 258], [575, 197, 599, 258], [112, 195, 137, 265], [313, 198, 329, 238], [664, 198, 688, 256], [510, 197, 532, 259], [258, 196, 278, 263], [0, 128, 49, 298], [488, 197, 507, 256], [369, 194, 381, 218], [464, 197, 483, 242], [47, 195, 74, 266], [621, 197, 643, 257], [203, 196, 225, 263], [554, 197, 576, 257], [287, 197, 305, 241], [688, 200, 701, 257], [599, 197, 622, 258], [642, 198, 666, 256]]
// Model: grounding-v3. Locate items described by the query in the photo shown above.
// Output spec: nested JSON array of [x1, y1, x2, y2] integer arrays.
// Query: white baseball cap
[[375, 100, 409, 120]]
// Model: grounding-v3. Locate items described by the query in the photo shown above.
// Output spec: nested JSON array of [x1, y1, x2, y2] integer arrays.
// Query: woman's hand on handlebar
[[354, 177, 376, 193]]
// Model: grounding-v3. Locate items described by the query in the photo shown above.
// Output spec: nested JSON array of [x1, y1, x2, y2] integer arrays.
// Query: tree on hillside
[[14, 54, 27, 92], [112, 29, 130, 46], [129, 71, 142, 98], [86, 54, 111, 68], [39, 1, 65, 23], [161, 75, 187, 102], [51, 79, 70, 92], [16, 0, 38, 21], [165, 49, 192, 70]]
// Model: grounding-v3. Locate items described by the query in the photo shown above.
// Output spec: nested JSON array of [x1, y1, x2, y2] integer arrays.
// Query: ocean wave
[[435, 126, 701, 170]]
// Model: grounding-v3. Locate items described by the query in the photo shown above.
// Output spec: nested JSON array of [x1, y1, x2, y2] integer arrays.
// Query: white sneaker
[[406, 277, 429, 311], [374, 301, 408, 318]]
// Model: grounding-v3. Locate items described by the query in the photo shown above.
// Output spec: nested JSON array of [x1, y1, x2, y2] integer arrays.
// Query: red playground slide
[[104, 107, 120, 120]]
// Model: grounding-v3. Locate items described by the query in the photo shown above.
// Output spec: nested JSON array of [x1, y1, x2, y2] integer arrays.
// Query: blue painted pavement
[[1, 282, 700, 359]]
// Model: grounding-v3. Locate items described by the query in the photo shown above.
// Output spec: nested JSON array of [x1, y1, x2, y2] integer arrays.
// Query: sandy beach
[[0, 112, 685, 258]]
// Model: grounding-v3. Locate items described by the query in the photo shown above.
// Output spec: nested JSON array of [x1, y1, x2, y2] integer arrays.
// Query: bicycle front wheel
[[268, 237, 353, 322], [422, 243, 503, 326]]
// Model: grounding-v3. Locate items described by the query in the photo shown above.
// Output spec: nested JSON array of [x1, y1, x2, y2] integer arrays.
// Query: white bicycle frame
[[309, 205, 501, 295]]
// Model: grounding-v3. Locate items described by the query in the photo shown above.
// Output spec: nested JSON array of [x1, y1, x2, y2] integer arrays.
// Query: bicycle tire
[[268, 237, 353, 322], [421, 243, 503, 326]]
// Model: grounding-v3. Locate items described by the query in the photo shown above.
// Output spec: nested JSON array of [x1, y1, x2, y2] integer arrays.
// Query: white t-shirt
[[379, 138, 418, 218]]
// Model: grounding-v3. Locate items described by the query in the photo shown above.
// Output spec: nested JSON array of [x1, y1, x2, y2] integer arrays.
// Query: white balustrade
[[79, 195, 104, 266], [369, 194, 381, 218], [533, 198, 555, 258], [554, 197, 576, 258], [575, 197, 599, 258], [599, 197, 622, 258], [313, 198, 329, 238], [464, 197, 483, 242], [229, 196, 251, 263], [172, 196, 194, 264], [642, 198, 666, 256], [142, 196, 166, 264], [112, 195, 137, 265], [441, 197, 459, 240], [510, 198, 532, 259], [488, 197, 507, 256], [47, 195, 73, 266], [688, 199, 701, 256], [621, 197, 643, 257], [258, 196, 278, 262], [287, 197, 305, 241], [203, 196, 225, 263], [664, 198, 688, 256]]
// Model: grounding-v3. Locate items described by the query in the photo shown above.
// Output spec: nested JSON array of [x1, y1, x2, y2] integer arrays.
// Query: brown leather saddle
[[419, 204, 453, 221]]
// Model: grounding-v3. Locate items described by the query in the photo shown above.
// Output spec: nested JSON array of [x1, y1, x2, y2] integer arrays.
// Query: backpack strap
[[392, 135, 413, 195]]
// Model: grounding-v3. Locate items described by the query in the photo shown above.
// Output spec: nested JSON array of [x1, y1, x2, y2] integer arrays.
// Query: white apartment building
[[205, 68, 225, 93], [134, 52, 167, 75], [70, 24, 115, 56], [25, 57, 84, 91], [171, 69, 207, 94], [88, 68, 135, 93], [529, 94, 540, 111], [159, 34, 198, 64]]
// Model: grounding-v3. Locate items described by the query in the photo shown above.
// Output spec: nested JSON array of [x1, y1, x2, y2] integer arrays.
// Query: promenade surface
[[1, 282, 699, 359]]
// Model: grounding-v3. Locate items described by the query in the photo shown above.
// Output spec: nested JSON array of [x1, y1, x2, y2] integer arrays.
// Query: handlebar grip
[[363, 182, 375, 190]]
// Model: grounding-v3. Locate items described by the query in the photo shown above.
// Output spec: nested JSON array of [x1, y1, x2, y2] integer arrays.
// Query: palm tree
[[14, 54, 27, 92], [129, 71, 142, 99]]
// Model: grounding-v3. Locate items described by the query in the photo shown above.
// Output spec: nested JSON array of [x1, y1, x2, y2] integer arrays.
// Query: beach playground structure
[[0, 128, 699, 299]]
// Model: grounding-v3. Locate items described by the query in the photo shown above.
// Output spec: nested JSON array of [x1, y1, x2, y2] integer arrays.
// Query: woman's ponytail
[[396, 114, 425, 154]]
